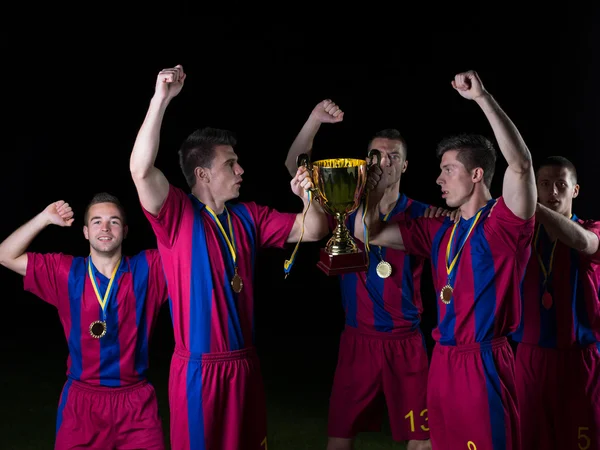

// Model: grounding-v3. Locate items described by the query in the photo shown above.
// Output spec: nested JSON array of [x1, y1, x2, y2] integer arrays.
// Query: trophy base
[[316, 248, 368, 276]]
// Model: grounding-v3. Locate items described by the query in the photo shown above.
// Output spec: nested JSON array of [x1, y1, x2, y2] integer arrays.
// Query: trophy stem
[[325, 213, 359, 255]]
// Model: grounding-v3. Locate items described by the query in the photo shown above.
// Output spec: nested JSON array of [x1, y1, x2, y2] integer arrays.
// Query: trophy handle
[[296, 153, 319, 195], [367, 148, 382, 168], [296, 153, 312, 170]]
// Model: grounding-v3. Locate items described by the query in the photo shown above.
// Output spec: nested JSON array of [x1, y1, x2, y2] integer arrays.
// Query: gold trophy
[[296, 149, 381, 276]]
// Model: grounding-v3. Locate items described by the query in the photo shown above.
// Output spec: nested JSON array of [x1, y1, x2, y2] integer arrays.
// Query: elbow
[[580, 235, 600, 256], [511, 154, 533, 175], [130, 164, 150, 182]]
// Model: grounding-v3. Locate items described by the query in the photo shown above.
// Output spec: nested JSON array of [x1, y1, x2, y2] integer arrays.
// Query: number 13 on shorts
[[404, 409, 429, 432]]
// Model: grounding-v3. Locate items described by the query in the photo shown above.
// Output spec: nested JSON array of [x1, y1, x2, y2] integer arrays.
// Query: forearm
[[130, 96, 172, 215], [475, 94, 532, 172], [354, 201, 381, 243], [537, 204, 600, 255], [298, 200, 329, 242], [130, 97, 171, 179], [285, 115, 322, 176], [0, 212, 50, 275]]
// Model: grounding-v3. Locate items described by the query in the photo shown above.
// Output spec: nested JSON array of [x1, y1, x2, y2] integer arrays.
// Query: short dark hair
[[436, 133, 497, 189], [83, 192, 127, 225], [536, 155, 578, 184], [178, 127, 237, 188], [368, 128, 408, 159]]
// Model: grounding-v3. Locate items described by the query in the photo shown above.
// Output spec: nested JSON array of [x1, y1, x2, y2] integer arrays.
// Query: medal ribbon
[[375, 194, 400, 262], [205, 205, 237, 266], [88, 258, 120, 319], [533, 214, 575, 289], [284, 190, 312, 278], [446, 209, 483, 280]]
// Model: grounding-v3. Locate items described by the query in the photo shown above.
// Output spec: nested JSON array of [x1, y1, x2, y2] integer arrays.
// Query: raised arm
[[453, 71, 536, 220], [0, 201, 74, 276], [536, 203, 600, 255], [284, 99, 344, 177], [286, 166, 329, 242], [130, 65, 186, 216]]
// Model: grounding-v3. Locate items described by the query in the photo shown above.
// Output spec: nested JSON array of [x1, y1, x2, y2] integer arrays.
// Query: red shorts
[[169, 346, 267, 450], [516, 342, 600, 450], [55, 379, 164, 450], [327, 327, 430, 442], [427, 338, 520, 450]]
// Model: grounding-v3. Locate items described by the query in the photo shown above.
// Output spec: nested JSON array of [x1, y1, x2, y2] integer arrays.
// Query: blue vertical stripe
[[341, 273, 359, 327], [481, 343, 507, 450], [55, 379, 72, 435], [472, 225, 498, 343], [94, 260, 124, 387], [67, 259, 85, 380], [432, 220, 455, 345], [186, 361, 206, 450], [132, 253, 150, 380], [367, 247, 393, 331], [229, 203, 258, 347], [189, 197, 214, 355], [216, 209, 243, 351]]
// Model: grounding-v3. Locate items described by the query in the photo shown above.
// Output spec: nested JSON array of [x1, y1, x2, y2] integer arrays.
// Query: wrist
[[474, 91, 493, 105], [150, 95, 171, 109]]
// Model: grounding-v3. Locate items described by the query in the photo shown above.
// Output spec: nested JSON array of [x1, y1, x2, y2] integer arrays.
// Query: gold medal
[[89, 320, 107, 339], [205, 205, 244, 294], [440, 285, 453, 304], [376, 260, 392, 279], [231, 270, 243, 293], [87, 257, 120, 341], [542, 291, 553, 309]]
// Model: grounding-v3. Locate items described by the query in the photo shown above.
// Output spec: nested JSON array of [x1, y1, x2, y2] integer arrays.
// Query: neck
[[192, 188, 225, 214], [459, 188, 492, 219], [90, 249, 122, 278], [379, 181, 401, 215]]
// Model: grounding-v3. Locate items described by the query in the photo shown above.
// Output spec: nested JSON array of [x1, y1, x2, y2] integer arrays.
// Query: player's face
[[83, 202, 127, 255], [208, 145, 244, 202], [436, 150, 475, 208], [368, 138, 407, 188], [536, 165, 579, 216]]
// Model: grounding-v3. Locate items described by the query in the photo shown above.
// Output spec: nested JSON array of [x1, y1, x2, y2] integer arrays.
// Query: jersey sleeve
[[23, 252, 71, 308], [141, 184, 189, 249]]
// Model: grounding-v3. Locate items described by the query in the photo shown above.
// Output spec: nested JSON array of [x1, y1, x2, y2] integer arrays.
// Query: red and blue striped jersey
[[142, 184, 296, 355], [342, 194, 430, 334], [398, 197, 535, 345], [512, 216, 600, 348], [23, 250, 168, 386]]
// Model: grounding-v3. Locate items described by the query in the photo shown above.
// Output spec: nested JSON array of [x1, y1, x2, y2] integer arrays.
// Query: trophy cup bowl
[[297, 150, 380, 276]]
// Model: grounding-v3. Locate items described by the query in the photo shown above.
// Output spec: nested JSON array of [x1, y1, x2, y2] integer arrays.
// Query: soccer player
[[129, 65, 329, 450], [285, 100, 432, 450], [0, 193, 169, 450], [511, 156, 600, 450], [355, 70, 537, 449]]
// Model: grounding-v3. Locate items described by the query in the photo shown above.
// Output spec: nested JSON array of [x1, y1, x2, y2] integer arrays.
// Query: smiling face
[[536, 164, 579, 216], [83, 202, 127, 255]]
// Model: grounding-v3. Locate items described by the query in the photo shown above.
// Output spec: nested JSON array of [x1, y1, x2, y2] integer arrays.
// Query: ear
[[401, 159, 408, 174], [472, 167, 484, 184], [572, 184, 580, 198], [83, 225, 89, 240], [123, 225, 129, 239], [195, 166, 210, 184]]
